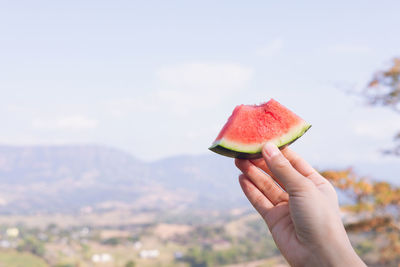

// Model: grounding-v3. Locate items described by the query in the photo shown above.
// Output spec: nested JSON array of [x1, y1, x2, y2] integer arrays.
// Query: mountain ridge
[[0, 144, 397, 214], [0, 145, 244, 214]]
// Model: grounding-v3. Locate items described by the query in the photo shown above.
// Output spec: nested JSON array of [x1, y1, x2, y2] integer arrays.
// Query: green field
[[0, 251, 48, 267]]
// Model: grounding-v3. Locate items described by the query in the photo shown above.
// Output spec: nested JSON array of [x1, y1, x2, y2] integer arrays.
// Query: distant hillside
[[0, 145, 245, 214]]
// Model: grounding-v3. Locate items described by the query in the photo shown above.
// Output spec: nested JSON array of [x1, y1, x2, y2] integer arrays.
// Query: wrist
[[317, 244, 365, 267], [311, 233, 365, 267]]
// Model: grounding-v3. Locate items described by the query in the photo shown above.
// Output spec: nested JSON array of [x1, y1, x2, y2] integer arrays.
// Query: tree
[[365, 57, 400, 155], [125, 260, 136, 267], [17, 235, 45, 257], [322, 58, 400, 265], [322, 169, 400, 264]]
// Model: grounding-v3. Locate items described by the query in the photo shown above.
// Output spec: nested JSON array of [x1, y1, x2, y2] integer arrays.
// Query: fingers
[[262, 143, 312, 194], [250, 158, 273, 177], [251, 148, 318, 189], [238, 174, 274, 218], [281, 147, 316, 177], [250, 158, 286, 189], [281, 147, 329, 187], [236, 159, 288, 205]]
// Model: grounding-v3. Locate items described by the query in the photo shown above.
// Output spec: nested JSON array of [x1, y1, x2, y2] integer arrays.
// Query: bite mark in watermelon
[[209, 99, 311, 159]]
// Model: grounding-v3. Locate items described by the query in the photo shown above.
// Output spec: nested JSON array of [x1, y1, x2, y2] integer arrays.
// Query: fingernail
[[263, 142, 279, 157]]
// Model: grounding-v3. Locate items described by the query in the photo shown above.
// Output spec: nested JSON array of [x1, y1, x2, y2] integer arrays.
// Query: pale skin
[[235, 143, 366, 267]]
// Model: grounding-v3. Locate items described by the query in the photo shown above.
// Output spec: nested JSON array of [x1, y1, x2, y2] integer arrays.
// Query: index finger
[[281, 147, 329, 187], [281, 147, 316, 177], [262, 143, 312, 194], [250, 158, 286, 190], [235, 159, 288, 205]]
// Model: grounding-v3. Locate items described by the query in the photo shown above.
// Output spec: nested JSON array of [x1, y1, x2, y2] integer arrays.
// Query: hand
[[235, 143, 366, 267]]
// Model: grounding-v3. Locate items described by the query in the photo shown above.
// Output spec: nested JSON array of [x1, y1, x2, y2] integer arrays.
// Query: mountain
[[2, 144, 396, 214], [151, 154, 244, 208], [0, 145, 245, 214]]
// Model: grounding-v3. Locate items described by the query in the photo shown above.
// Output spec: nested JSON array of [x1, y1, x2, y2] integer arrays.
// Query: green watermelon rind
[[208, 122, 311, 159]]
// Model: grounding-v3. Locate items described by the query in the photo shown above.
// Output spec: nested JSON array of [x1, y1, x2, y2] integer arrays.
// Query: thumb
[[262, 143, 311, 194]]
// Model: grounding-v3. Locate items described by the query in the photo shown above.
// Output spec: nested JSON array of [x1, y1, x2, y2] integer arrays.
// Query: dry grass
[[152, 223, 192, 240]]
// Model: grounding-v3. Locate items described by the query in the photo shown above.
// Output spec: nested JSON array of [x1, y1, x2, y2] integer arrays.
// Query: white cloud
[[57, 116, 98, 130], [107, 89, 216, 118], [157, 62, 253, 91], [353, 121, 398, 140], [157, 62, 252, 107], [327, 44, 372, 54], [256, 38, 284, 57], [108, 62, 253, 117], [107, 98, 159, 118], [4, 104, 26, 113], [0, 134, 74, 145], [32, 115, 98, 131]]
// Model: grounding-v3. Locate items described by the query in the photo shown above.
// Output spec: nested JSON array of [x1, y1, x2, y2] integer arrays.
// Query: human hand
[[235, 143, 366, 267]]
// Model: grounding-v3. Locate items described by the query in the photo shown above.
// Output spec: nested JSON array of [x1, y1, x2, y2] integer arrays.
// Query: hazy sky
[[1, 1, 400, 171]]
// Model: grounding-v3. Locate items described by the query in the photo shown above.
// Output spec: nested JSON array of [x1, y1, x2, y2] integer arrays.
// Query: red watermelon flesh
[[209, 99, 311, 159]]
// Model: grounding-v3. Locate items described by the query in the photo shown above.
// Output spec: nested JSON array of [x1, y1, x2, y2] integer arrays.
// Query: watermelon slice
[[209, 99, 311, 159]]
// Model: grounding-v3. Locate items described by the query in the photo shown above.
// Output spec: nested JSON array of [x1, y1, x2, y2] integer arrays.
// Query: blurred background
[[1, 1, 400, 266]]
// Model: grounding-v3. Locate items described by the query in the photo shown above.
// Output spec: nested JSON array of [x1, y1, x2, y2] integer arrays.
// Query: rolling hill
[[0, 145, 244, 214]]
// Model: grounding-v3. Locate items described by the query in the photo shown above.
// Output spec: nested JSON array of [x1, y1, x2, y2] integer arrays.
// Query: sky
[[1, 1, 400, 177]]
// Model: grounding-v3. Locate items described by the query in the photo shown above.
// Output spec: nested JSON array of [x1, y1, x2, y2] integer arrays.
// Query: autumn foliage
[[322, 58, 400, 265], [366, 57, 400, 155], [322, 168, 400, 264], [366, 58, 400, 110]]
